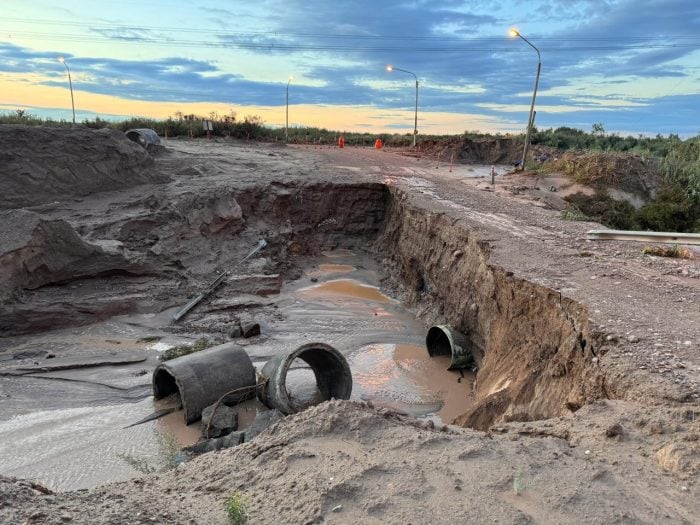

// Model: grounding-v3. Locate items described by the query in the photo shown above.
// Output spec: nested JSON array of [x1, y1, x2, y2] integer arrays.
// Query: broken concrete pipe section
[[152, 341, 353, 424], [258, 342, 353, 415], [426, 325, 474, 370], [152, 343, 257, 424]]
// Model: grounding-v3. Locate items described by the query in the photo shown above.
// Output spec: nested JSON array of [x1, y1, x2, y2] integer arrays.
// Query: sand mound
[[1, 400, 697, 524], [0, 125, 168, 209]]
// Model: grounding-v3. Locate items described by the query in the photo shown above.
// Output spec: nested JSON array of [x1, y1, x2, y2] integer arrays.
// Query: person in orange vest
[[338, 134, 345, 148], [374, 137, 383, 149]]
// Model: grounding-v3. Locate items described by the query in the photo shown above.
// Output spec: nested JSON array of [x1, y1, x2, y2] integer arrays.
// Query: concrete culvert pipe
[[125, 128, 161, 148], [258, 342, 352, 415], [152, 342, 256, 424], [426, 325, 474, 370]]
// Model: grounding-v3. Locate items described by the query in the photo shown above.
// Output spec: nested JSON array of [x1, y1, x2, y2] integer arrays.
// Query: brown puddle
[[349, 343, 474, 424], [157, 410, 201, 447], [298, 278, 391, 303], [321, 249, 356, 258], [306, 263, 356, 278]]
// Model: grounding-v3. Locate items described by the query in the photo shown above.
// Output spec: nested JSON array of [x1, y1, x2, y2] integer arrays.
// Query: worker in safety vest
[[338, 135, 345, 148], [374, 137, 383, 149]]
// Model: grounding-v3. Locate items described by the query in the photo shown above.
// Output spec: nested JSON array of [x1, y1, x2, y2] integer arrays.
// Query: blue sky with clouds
[[1, 0, 698, 135]]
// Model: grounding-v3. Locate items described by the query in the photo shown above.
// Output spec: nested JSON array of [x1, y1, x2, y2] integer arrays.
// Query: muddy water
[[0, 249, 474, 491], [265, 254, 475, 423], [0, 399, 188, 490], [349, 343, 474, 422], [297, 278, 392, 303]]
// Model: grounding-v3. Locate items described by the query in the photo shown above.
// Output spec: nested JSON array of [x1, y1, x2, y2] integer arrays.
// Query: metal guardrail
[[587, 230, 700, 245]]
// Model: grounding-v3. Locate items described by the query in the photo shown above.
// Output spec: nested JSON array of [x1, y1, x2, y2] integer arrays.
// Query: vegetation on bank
[[2, 109, 698, 231]]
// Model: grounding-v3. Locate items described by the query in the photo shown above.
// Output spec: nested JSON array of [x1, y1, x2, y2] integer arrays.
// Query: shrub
[[225, 492, 248, 524], [564, 192, 639, 230], [637, 185, 699, 232]]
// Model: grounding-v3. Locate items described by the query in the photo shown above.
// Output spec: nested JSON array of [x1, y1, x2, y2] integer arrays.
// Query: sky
[[1, 0, 699, 136]]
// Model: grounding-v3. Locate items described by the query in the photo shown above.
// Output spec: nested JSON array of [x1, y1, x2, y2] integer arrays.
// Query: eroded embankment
[[2, 177, 607, 430], [379, 187, 606, 429]]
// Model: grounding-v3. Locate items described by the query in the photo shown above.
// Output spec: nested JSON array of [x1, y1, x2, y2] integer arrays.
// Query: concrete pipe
[[125, 128, 161, 147], [258, 342, 352, 415], [152, 342, 256, 424], [426, 325, 474, 370]]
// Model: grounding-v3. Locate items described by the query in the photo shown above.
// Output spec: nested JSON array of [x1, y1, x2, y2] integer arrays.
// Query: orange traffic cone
[[338, 135, 345, 148]]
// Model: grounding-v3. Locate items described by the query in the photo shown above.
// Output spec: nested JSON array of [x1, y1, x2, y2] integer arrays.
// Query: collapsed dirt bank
[[0, 125, 167, 209], [0, 131, 698, 523]]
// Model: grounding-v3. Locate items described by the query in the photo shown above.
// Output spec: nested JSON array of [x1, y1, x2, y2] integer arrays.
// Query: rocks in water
[[202, 404, 239, 438], [241, 322, 261, 338], [182, 431, 244, 456], [180, 409, 284, 460]]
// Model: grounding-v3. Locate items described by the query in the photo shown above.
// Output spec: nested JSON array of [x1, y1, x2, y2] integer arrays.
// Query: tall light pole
[[509, 28, 541, 170], [58, 57, 76, 126], [387, 65, 418, 147], [285, 76, 293, 143]]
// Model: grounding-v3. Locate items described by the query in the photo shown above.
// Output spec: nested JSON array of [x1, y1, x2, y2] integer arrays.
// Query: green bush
[[664, 138, 700, 199], [637, 186, 699, 232], [225, 492, 248, 524], [564, 192, 639, 230]]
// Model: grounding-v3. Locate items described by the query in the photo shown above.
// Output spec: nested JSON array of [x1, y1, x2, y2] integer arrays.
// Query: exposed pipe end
[[426, 325, 474, 370], [152, 343, 256, 424], [258, 342, 353, 415]]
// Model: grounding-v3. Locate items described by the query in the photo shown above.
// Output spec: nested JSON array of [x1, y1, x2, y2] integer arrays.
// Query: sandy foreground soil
[[1, 133, 699, 524]]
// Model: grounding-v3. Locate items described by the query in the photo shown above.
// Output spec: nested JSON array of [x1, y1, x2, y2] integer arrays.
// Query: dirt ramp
[[0, 125, 167, 209], [0, 209, 150, 301]]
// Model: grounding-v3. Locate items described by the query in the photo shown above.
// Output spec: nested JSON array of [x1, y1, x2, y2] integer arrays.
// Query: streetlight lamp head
[[58, 56, 65, 63], [386, 65, 393, 71], [508, 28, 519, 37]]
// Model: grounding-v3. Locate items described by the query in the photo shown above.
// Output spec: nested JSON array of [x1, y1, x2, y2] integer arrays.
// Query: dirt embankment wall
[[418, 137, 527, 165], [0, 125, 167, 209], [380, 189, 605, 429]]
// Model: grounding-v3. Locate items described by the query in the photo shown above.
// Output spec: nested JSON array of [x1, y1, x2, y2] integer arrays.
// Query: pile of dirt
[[0, 125, 168, 209], [0, 209, 150, 302], [417, 136, 553, 166], [1, 400, 697, 524], [543, 151, 663, 203]]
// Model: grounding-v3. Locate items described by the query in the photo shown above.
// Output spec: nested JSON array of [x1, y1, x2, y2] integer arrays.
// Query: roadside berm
[[0, 128, 698, 524]]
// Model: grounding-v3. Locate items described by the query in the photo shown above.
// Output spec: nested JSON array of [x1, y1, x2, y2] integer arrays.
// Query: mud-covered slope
[[0, 209, 151, 302], [0, 125, 168, 209], [380, 188, 605, 429]]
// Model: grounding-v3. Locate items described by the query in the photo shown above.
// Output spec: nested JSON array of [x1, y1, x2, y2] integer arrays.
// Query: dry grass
[[642, 245, 693, 259]]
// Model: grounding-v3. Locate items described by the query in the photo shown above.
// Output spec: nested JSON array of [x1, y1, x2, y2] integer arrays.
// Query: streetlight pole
[[387, 65, 418, 147], [58, 57, 76, 126], [509, 29, 541, 170], [285, 76, 293, 143]]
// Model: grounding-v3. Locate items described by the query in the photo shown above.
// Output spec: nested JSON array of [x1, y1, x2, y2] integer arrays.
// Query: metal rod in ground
[[172, 239, 268, 323]]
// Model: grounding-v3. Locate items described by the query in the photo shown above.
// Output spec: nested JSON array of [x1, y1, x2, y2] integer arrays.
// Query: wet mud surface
[[0, 134, 698, 524], [0, 249, 471, 490]]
